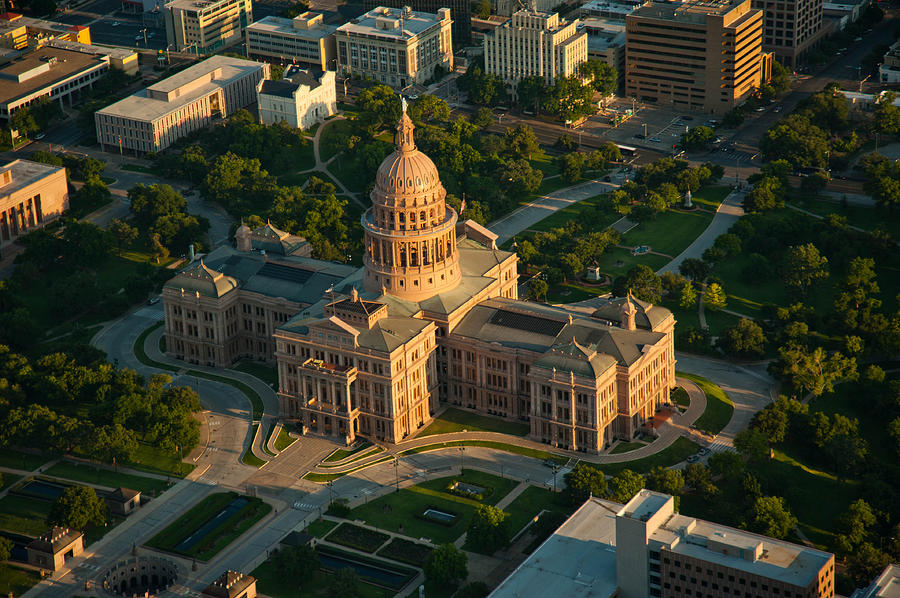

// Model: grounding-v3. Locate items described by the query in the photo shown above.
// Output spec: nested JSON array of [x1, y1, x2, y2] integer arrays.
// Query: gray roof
[[533, 339, 617, 378], [337, 6, 447, 40], [258, 79, 298, 99], [591, 294, 671, 330], [165, 260, 239, 298], [249, 222, 309, 256]]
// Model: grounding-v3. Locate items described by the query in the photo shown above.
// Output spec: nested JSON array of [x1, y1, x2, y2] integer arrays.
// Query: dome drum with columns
[[362, 100, 462, 301]]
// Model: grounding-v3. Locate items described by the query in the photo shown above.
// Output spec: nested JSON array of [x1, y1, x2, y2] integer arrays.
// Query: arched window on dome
[[420, 211, 426, 223], [410, 243, 418, 267], [446, 238, 453, 257], [422, 241, 430, 265], [437, 238, 444, 261], [399, 243, 407, 267]]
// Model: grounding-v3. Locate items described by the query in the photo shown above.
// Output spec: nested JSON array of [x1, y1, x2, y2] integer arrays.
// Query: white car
[[112, 20, 120, 26]]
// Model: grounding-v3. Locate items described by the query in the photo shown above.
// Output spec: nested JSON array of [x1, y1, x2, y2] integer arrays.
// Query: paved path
[[657, 190, 745, 274], [489, 178, 620, 245]]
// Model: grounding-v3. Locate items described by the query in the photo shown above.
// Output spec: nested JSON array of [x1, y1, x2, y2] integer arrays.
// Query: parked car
[[773, 105, 783, 113], [147, 297, 160, 305], [603, 175, 611, 182], [34, 132, 45, 140], [112, 20, 120, 26], [698, 447, 711, 456], [634, 133, 646, 140], [681, 115, 694, 121], [649, 136, 661, 142], [687, 455, 700, 463]]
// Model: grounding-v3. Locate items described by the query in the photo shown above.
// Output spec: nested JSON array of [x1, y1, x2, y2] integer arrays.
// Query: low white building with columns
[[257, 67, 336, 130]]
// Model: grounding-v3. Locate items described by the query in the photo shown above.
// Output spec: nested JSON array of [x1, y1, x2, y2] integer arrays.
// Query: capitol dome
[[362, 100, 461, 302]]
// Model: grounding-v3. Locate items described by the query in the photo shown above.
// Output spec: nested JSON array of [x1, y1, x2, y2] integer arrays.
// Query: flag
[[459, 199, 466, 214]]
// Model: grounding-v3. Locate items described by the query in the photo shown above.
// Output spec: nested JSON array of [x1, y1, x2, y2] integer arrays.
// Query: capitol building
[[161, 106, 676, 453]]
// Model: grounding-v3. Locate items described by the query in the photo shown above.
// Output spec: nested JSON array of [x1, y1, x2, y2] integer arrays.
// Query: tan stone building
[[626, 0, 770, 115], [202, 571, 257, 598], [752, 0, 824, 67], [483, 9, 588, 94], [164, 0, 252, 54], [26, 527, 83, 572], [335, 5, 454, 89], [163, 105, 676, 450], [245, 12, 337, 71], [0, 159, 68, 253]]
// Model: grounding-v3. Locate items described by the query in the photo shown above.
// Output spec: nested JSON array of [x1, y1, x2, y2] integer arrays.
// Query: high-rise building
[[335, 5, 453, 89], [245, 12, 337, 71], [483, 9, 588, 94], [626, 0, 770, 115], [492, 490, 836, 598], [164, 0, 252, 54], [364, 0, 471, 47], [751, 0, 823, 67]]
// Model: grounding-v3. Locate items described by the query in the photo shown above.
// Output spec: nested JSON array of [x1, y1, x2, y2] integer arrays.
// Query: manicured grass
[[0, 473, 21, 492], [415, 469, 518, 506], [0, 495, 53, 536], [703, 309, 742, 336], [0, 450, 51, 472], [262, 424, 277, 457], [233, 361, 278, 387], [305, 518, 338, 538], [241, 425, 266, 468], [303, 456, 394, 482], [0, 563, 41, 596], [346, 486, 478, 544], [146, 491, 271, 561], [43, 461, 169, 495], [128, 442, 194, 478], [676, 372, 734, 435], [419, 407, 529, 437], [252, 555, 395, 598], [398, 440, 567, 465], [610, 441, 646, 454], [324, 441, 373, 462], [277, 171, 309, 187], [274, 427, 296, 451], [134, 321, 179, 372], [503, 485, 574, 539], [529, 193, 618, 233], [120, 163, 154, 174], [325, 523, 390, 553], [671, 387, 690, 408], [320, 119, 357, 160], [547, 282, 608, 304], [690, 185, 731, 209], [786, 197, 900, 239], [595, 247, 669, 278], [621, 207, 714, 257], [376, 538, 433, 567], [189, 370, 264, 420], [319, 446, 384, 468], [590, 437, 703, 477]]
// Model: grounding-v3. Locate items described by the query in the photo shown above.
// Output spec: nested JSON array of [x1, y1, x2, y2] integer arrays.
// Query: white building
[[246, 12, 337, 72], [164, 0, 252, 54], [880, 40, 900, 84], [257, 67, 336, 130], [483, 9, 588, 93], [335, 5, 453, 89], [95, 55, 268, 155]]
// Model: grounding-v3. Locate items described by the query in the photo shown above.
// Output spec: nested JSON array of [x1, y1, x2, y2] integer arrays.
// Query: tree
[[455, 582, 490, 598], [559, 152, 585, 183], [644, 466, 684, 498], [503, 125, 542, 161], [770, 61, 791, 94], [516, 76, 545, 113], [621, 265, 662, 304], [109, 219, 139, 256], [424, 543, 468, 586], [529, 278, 549, 302], [801, 171, 829, 196], [680, 126, 715, 150], [357, 85, 401, 132], [889, 417, 900, 457], [129, 184, 188, 230], [874, 91, 900, 136], [678, 281, 697, 310], [581, 60, 617, 96], [475, 0, 491, 18], [750, 496, 797, 539], [743, 176, 785, 212], [734, 428, 770, 462], [708, 451, 743, 481], [679, 258, 709, 282], [49, 485, 107, 530], [703, 283, 727, 311], [472, 107, 494, 129], [275, 545, 319, 580], [777, 344, 857, 397], [719, 318, 766, 358], [564, 463, 607, 506], [542, 76, 594, 122], [467, 505, 510, 553], [500, 159, 543, 196], [848, 543, 890, 586], [608, 469, 644, 503], [837, 499, 877, 551], [33, 0, 58, 16], [0, 536, 11, 562], [683, 463, 717, 497], [330, 568, 359, 598], [760, 115, 830, 168], [409, 95, 451, 124]]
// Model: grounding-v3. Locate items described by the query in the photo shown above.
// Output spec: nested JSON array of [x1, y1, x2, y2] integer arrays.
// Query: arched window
[[422, 241, 430, 265]]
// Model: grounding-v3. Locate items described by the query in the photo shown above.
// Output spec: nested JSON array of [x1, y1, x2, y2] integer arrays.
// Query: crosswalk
[[293, 501, 316, 511], [77, 562, 101, 572], [707, 438, 734, 453]]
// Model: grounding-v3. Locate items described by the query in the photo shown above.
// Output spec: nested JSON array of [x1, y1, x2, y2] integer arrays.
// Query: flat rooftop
[[0, 46, 107, 107], [489, 498, 621, 598], [246, 15, 337, 39], [337, 6, 445, 39], [0, 159, 64, 198], [98, 55, 264, 122], [630, 0, 743, 22], [164, 0, 237, 11], [871, 565, 900, 598]]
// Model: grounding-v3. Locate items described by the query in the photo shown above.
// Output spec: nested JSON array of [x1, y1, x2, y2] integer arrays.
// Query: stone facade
[[0, 159, 68, 252], [257, 67, 337, 131]]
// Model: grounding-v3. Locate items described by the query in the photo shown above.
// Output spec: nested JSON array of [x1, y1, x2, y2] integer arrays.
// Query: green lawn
[[0, 495, 53, 536], [127, 442, 194, 478], [414, 469, 518, 507], [592, 437, 703, 476], [252, 556, 394, 598], [502, 485, 574, 538], [319, 119, 355, 162], [786, 197, 900, 239], [0, 563, 41, 596], [529, 193, 619, 233], [43, 461, 170, 495], [346, 486, 478, 544], [324, 441, 373, 462], [547, 282, 609, 304], [241, 425, 266, 468], [595, 247, 669, 279], [677, 372, 734, 435], [134, 321, 179, 372], [703, 309, 742, 336], [305, 518, 338, 538], [232, 361, 278, 386], [146, 491, 271, 561], [319, 446, 384, 468], [610, 441, 646, 454], [398, 440, 567, 465], [274, 427, 296, 451], [0, 473, 21, 492], [0, 450, 51, 472], [303, 456, 394, 482], [621, 208, 714, 257], [671, 387, 690, 408], [419, 407, 529, 437], [325, 523, 390, 553], [712, 254, 788, 316], [375, 538, 433, 567], [690, 185, 731, 209]]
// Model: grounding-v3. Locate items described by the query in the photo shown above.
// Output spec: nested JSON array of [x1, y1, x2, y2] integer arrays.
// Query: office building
[[580, 0, 648, 20], [0, 42, 123, 120], [751, 0, 823, 67], [626, 0, 770, 115], [880, 40, 900, 84], [164, 105, 676, 448], [0, 159, 68, 252], [492, 490, 835, 598], [364, 0, 470, 47], [0, 12, 91, 49], [493, 0, 557, 17], [582, 17, 625, 91], [483, 9, 588, 94], [257, 66, 336, 130], [164, 0, 252, 54], [95, 55, 268, 155], [852, 565, 900, 598], [335, 5, 453, 89], [245, 12, 337, 71]]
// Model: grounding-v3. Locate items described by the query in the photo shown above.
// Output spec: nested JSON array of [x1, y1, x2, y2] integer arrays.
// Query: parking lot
[[55, 0, 166, 51]]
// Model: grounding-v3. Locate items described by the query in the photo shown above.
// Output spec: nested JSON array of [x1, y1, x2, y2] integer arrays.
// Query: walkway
[[657, 189, 745, 274], [489, 178, 620, 245], [289, 116, 365, 207]]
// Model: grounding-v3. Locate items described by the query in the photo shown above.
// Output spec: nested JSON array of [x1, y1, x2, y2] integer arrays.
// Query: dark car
[[634, 133, 646, 140], [603, 175, 612, 182], [681, 116, 694, 121]]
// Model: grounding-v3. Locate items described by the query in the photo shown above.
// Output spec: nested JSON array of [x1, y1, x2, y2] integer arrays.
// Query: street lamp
[[326, 480, 334, 506], [393, 457, 400, 492], [458, 446, 466, 474], [552, 466, 559, 493], [642, 123, 648, 138]]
